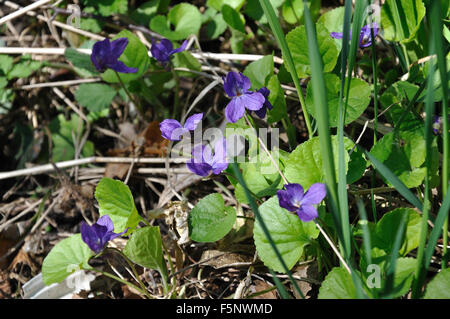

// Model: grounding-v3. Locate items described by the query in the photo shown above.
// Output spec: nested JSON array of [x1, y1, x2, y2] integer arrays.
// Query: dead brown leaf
[[199, 250, 253, 269], [104, 163, 130, 180], [250, 279, 277, 299], [291, 261, 320, 299]]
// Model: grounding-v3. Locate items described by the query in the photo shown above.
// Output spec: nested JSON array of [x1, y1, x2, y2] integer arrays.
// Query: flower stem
[[160, 238, 177, 295], [170, 65, 180, 119], [114, 71, 143, 119], [244, 114, 288, 185], [106, 247, 152, 299], [92, 267, 153, 299], [314, 220, 351, 274]]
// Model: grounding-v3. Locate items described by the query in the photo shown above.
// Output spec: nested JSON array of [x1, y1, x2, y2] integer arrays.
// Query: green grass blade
[[356, 198, 373, 267], [269, 268, 291, 299], [364, 150, 423, 211], [258, 0, 313, 142], [429, 0, 449, 270], [230, 162, 305, 299], [370, 1, 379, 144], [356, 198, 378, 298], [412, 41, 435, 299], [337, 0, 368, 260], [301, 0, 341, 246], [383, 212, 406, 299], [302, 2, 367, 298], [424, 184, 450, 270], [336, 0, 354, 261]]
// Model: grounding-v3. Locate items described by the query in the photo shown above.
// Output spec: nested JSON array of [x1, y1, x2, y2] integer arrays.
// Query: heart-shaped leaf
[[222, 4, 246, 33], [123, 226, 165, 271], [150, 3, 202, 41], [189, 193, 237, 242], [42, 234, 93, 285], [318, 267, 357, 299], [285, 23, 339, 78], [253, 196, 319, 273], [306, 73, 371, 127], [424, 268, 450, 299], [284, 136, 366, 188], [74, 83, 117, 112], [94, 177, 142, 234]]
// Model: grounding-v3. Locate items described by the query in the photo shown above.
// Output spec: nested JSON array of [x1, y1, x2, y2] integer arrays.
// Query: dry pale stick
[[3, 1, 105, 41], [0, 157, 188, 180], [0, 47, 283, 65], [0, 0, 53, 25], [19, 78, 101, 90]]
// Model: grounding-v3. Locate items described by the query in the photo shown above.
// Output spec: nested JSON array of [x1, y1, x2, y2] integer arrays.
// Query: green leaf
[[150, 3, 202, 41], [49, 114, 94, 162], [306, 73, 371, 127], [188, 193, 236, 242], [85, 0, 128, 16], [373, 208, 421, 256], [130, 0, 160, 26], [317, 6, 345, 51], [282, 0, 305, 25], [42, 234, 93, 285], [207, 0, 245, 11], [94, 178, 142, 234], [123, 226, 164, 271], [0, 87, 14, 114], [205, 11, 228, 39], [0, 55, 14, 75], [285, 23, 339, 78], [423, 268, 450, 299], [230, 28, 246, 54], [0, 77, 7, 89], [243, 55, 274, 90], [318, 267, 357, 299], [283, 135, 365, 189], [222, 4, 246, 33], [7, 55, 41, 80], [365, 149, 424, 210], [74, 83, 117, 112], [379, 81, 424, 132], [101, 30, 150, 84], [390, 257, 416, 298], [266, 75, 288, 123], [80, 7, 104, 33], [253, 196, 319, 273], [281, 0, 321, 25], [65, 48, 99, 78], [381, 0, 426, 43], [172, 51, 202, 77], [370, 129, 438, 188], [234, 161, 283, 204], [244, 0, 284, 24]]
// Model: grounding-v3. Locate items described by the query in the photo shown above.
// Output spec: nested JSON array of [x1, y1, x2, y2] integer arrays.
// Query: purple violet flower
[[186, 138, 228, 177], [331, 22, 379, 48], [254, 87, 273, 119], [90, 38, 138, 73], [432, 116, 441, 135], [223, 72, 265, 123], [81, 215, 127, 254], [277, 183, 326, 222], [160, 113, 203, 141], [151, 38, 188, 65]]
